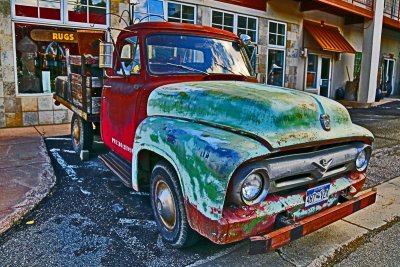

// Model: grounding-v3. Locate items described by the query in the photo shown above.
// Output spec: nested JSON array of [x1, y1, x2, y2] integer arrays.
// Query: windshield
[[146, 34, 254, 76]]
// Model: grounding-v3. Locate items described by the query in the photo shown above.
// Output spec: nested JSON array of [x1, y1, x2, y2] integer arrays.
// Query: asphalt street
[[349, 100, 400, 187], [0, 99, 399, 266], [0, 137, 237, 266]]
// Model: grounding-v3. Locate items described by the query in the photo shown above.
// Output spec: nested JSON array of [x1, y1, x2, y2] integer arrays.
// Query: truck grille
[[262, 143, 366, 193]]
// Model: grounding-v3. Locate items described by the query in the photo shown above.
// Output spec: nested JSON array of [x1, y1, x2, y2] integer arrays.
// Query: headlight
[[241, 173, 263, 201], [355, 149, 369, 171], [227, 166, 270, 206]]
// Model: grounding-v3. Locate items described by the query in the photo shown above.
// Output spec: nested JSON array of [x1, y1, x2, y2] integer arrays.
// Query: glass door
[[306, 54, 331, 97], [320, 57, 331, 97]]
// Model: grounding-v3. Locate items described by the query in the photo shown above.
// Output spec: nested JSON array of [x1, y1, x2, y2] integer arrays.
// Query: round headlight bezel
[[355, 147, 371, 172], [241, 173, 263, 201], [240, 169, 269, 206]]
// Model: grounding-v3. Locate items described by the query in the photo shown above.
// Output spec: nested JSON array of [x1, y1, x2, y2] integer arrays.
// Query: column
[[358, 0, 384, 103]]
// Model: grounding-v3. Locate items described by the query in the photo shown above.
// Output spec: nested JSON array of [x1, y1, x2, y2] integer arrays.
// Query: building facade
[[0, 0, 398, 128]]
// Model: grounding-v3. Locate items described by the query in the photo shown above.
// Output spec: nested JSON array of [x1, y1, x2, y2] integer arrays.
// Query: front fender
[[132, 117, 270, 220]]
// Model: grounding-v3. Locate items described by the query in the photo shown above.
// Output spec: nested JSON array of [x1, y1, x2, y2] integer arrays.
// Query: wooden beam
[[300, 0, 373, 19], [383, 16, 400, 30]]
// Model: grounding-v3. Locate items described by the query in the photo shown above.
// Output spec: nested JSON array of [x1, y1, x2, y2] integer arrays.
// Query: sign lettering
[[31, 29, 78, 43]]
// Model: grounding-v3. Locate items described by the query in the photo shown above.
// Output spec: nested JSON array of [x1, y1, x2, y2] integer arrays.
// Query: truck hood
[[147, 81, 373, 150]]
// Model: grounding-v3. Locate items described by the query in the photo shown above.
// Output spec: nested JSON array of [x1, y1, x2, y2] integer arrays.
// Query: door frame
[[383, 57, 396, 96], [305, 53, 333, 97]]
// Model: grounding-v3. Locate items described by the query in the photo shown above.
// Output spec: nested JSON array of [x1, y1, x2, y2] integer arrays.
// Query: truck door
[[101, 35, 143, 162]]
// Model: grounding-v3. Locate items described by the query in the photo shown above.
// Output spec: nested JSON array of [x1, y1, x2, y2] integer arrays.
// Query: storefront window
[[237, 15, 257, 43], [212, 10, 234, 32], [67, 0, 107, 24], [134, 0, 164, 22], [267, 49, 285, 87], [13, 0, 108, 26], [211, 10, 258, 70], [15, 0, 62, 20], [167, 2, 196, 24], [268, 21, 286, 47], [15, 23, 80, 94]]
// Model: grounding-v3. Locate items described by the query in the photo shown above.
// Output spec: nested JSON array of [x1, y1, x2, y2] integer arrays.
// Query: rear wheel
[[150, 161, 200, 248], [71, 113, 93, 154]]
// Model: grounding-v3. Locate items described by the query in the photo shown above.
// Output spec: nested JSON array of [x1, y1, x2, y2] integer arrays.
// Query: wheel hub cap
[[72, 119, 80, 145], [155, 180, 176, 230]]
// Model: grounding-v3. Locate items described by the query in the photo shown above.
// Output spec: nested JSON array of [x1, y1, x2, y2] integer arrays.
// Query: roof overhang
[[303, 20, 357, 54]]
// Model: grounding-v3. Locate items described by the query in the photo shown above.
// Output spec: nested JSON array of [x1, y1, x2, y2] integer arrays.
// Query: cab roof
[[125, 22, 239, 39]]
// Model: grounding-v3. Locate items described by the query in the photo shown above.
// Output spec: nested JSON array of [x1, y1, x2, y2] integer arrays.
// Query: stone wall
[[285, 22, 301, 89], [0, 0, 73, 128]]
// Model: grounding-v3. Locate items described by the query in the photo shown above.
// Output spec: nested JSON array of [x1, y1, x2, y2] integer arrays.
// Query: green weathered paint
[[132, 117, 270, 220], [147, 81, 373, 149], [242, 217, 264, 235]]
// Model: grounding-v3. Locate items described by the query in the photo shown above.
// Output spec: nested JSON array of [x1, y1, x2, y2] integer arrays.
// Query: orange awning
[[303, 20, 356, 54]]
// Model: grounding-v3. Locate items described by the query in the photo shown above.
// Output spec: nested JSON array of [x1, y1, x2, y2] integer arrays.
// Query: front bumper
[[186, 172, 374, 246], [249, 189, 376, 253]]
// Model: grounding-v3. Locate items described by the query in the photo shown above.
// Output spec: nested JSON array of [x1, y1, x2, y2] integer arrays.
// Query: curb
[[0, 135, 56, 235]]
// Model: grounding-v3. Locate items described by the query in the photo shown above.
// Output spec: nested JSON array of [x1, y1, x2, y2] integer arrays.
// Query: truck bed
[[54, 54, 103, 122]]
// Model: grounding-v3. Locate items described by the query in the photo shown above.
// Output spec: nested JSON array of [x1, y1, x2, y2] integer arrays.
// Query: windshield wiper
[[166, 62, 209, 75], [214, 62, 245, 77]]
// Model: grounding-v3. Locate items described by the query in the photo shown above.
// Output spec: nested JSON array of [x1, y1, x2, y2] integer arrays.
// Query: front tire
[[71, 113, 93, 154], [150, 161, 200, 248]]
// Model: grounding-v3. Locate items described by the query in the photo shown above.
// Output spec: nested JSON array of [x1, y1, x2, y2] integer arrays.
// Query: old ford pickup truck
[[53, 22, 376, 252]]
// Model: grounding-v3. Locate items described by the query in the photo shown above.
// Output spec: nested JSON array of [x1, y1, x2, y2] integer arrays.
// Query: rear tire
[[71, 113, 93, 154], [150, 160, 200, 248]]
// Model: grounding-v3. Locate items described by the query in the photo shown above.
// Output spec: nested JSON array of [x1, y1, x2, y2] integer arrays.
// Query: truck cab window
[[117, 36, 141, 75]]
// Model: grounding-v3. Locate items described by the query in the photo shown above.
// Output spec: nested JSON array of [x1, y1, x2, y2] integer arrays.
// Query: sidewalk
[[0, 124, 69, 234]]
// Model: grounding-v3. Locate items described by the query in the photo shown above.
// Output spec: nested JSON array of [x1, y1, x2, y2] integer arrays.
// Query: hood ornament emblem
[[320, 114, 331, 131], [312, 158, 333, 177]]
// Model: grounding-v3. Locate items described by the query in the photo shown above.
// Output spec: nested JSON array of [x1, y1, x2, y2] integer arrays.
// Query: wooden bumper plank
[[249, 190, 377, 254]]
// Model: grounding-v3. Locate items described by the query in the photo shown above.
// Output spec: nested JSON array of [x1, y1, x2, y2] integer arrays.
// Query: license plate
[[305, 183, 331, 208]]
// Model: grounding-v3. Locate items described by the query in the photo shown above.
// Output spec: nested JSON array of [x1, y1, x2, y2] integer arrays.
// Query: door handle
[[102, 85, 111, 99]]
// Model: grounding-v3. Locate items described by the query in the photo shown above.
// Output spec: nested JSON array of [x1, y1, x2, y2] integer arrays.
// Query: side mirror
[[240, 34, 252, 46], [99, 41, 113, 68]]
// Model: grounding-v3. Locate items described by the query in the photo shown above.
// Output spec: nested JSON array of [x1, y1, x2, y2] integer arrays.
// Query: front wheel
[[71, 113, 93, 154], [150, 161, 200, 248]]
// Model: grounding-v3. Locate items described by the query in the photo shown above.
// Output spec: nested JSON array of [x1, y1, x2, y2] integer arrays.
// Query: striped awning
[[303, 20, 356, 54]]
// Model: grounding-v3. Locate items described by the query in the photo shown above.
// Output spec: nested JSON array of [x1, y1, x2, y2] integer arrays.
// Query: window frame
[[266, 20, 287, 87], [211, 9, 235, 33], [11, 0, 110, 29], [266, 47, 286, 87], [134, 0, 165, 22], [267, 20, 287, 49], [165, 1, 197, 24], [115, 36, 142, 76], [210, 9, 259, 43]]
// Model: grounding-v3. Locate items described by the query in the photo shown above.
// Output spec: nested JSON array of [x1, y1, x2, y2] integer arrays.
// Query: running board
[[99, 151, 132, 188]]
